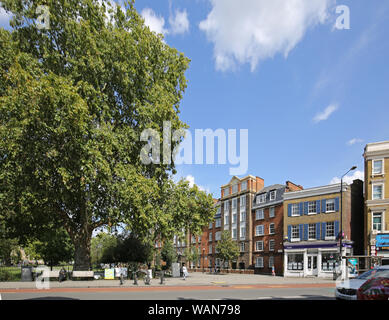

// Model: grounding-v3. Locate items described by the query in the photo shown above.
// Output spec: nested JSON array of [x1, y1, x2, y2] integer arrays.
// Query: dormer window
[[269, 190, 276, 201], [257, 193, 266, 204]]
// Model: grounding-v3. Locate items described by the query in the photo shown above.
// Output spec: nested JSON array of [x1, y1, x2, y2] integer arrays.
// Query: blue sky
[[1, 1, 389, 198], [131, 0, 389, 197]]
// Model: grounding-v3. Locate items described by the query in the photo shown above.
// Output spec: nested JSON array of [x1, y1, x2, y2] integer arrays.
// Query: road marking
[[233, 286, 253, 289], [267, 285, 288, 288]]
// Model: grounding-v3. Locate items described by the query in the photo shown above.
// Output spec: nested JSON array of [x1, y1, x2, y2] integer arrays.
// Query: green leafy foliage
[[215, 231, 239, 269], [0, 0, 215, 271]]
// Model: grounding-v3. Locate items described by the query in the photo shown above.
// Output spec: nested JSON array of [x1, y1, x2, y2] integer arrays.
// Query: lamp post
[[339, 166, 357, 268], [202, 248, 205, 273]]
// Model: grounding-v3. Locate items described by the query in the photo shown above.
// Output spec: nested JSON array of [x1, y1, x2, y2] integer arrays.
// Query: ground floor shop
[[283, 241, 353, 278]]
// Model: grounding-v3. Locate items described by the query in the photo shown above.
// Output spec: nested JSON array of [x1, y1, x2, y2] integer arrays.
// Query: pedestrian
[[182, 263, 188, 280], [272, 265, 275, 277], [59, 267, 67, 282], [119, 264, 124, 285]]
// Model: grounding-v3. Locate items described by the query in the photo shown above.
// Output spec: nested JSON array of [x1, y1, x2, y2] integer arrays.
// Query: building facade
[[252, 181, 303, 276], [283, 181, 363, 278], [215, 175, 265, 269], [363, 141, 389, 264]]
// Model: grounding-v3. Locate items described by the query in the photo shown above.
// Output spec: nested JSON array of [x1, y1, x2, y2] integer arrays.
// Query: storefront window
[[321, 253, 339, 271], [287, 253, 304, 270]]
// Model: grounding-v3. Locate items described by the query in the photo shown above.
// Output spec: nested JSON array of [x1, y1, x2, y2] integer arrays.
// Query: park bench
[[71, 270, 94, 280]]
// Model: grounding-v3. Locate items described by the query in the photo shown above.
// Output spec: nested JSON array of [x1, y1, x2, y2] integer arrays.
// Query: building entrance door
[[307, 255, 318, 276]]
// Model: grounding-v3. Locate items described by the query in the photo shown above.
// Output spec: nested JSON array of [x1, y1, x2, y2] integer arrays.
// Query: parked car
[[335, 266, 389, 300], [357, 275, 389, 300]]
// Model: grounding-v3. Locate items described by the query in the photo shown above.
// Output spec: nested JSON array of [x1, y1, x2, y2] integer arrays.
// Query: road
[[0, 284, 335, 300]]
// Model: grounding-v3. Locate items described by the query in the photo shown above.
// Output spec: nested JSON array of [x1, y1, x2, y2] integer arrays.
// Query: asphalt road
[[0, 286, 335, 300]]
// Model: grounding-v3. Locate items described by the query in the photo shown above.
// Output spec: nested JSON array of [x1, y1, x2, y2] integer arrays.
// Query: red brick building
[[252, 181, 303, 275]]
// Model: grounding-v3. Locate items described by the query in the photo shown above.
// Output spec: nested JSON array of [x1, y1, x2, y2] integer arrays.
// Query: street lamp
[[339, 166, 357, 263], [202, 248, 205, 273]]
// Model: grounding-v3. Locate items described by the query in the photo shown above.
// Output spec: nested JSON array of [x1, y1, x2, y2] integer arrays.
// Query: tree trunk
[[73, 231, 92, 271]]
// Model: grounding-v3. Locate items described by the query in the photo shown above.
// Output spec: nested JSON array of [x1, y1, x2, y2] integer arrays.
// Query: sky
[[1, 0, 389, 198]]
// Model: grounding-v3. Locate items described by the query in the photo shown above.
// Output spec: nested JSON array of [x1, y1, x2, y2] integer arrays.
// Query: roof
[[256, 184, 285, 194]]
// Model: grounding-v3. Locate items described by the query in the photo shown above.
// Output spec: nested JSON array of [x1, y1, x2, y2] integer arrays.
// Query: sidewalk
[[0, 271, 336, 290]]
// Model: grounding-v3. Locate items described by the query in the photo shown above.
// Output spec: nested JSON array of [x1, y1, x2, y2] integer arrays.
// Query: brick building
[[283, 180, 363, 278], [363, 141, 389, 264], [252, 181, 303, 276]]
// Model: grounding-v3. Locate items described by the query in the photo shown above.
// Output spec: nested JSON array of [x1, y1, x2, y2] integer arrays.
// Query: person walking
[[182, 263, 188, 280], [272, 265, 276, 277]]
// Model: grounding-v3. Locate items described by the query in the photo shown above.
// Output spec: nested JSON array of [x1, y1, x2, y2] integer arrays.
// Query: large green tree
[[0, 0, 215, 270], [24, 228, 74, 269], [215, 231, 239, 269]]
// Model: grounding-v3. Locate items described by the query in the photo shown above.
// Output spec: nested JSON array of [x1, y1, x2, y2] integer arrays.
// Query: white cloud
[[0, 6, 12, 25], [169, 9, 189, 35], [199, 0, 334, 72], [141, 8, 168, 36], [185, 175, 210, 193], [347, 138, 364, 146], [313, 103, 338, 123], [330, 170, 364, 185]]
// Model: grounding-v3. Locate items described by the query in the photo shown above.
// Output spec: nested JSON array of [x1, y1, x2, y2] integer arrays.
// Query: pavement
[[0, 271, 337, 290]]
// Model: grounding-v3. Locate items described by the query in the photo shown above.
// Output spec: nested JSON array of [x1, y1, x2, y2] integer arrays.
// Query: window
[[208, 245, 212, 254], [240, 226, 246, 239], [255, 257, 264, 268], [224, 214, 229, 225], [308, 224, 316, 240], [373, 159, 383, 175], [240, 195, 246, 207], [240, 242, 245, 252], [232, 213, 237, 224], [216, 207, 221, 215], [223, 188, 229, 197], [191, 235, 196, 244], [241, 181, 247, 191], [269, 207, 275, 218], [326, 199, 335, 212], [232, 184, 238, 194], [321, 253, 339, 271], [269, 239, 275, 251], [232, 228, 237, 239], [240, 211, 246, 222], [209, 222, 213, 229], [256, 209, 264, 220], [291, 225, 300, 240], [372, 184, 384, 200], [269, 256, 274, 268], [269, 223, 275, 234], [269, 190, 276, 201], [215, 218, 221, 228], [291, 203, 300, 216], [215, 231, 221, 241], [232, 198, 237, 210], [326, 222, 335, 238], [209, 233, 212, 242], [198, 236, 202, 243], [287, 253, 304, 270], [224, 201, 229, 212], [255, 241, 264, 251], [373, 213, 382, 232], [255, 225, 264, 236], [257, 193, 266, 204], [308, 201, 317, 214]]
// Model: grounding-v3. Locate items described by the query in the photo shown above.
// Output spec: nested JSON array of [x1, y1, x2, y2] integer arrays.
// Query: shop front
[[376, 234, 389, 265], [284, 242, 353, 278]]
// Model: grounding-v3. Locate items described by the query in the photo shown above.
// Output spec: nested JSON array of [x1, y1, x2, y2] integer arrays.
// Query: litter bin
[[21, 266, 33, 282]]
